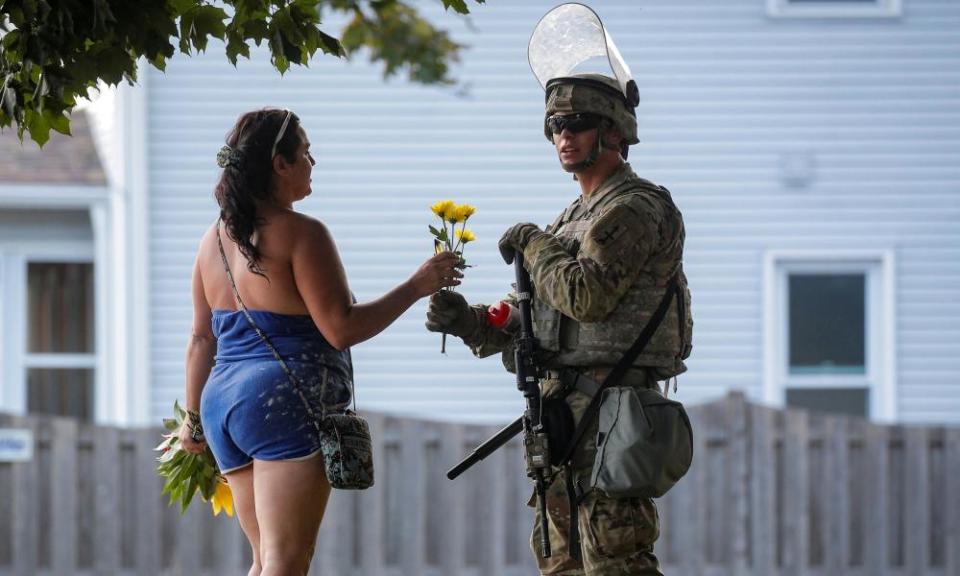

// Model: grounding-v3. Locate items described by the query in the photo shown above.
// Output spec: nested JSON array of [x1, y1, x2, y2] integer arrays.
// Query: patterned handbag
[[317, 411, 374, 489], [216, 220, 375, 490]]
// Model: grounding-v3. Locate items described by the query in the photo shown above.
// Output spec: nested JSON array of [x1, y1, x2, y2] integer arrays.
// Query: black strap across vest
[[560, 272, 681, 559]]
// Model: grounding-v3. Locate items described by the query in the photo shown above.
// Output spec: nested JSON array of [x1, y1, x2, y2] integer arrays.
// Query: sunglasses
[[546, 112, 602, 135]]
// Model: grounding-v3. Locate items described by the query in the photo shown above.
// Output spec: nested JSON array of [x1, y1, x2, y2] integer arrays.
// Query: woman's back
[[199, 207, 311, 315]]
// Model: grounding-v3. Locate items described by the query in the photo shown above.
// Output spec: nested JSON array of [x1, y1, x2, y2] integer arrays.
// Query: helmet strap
[[560, 125, 603, 174]]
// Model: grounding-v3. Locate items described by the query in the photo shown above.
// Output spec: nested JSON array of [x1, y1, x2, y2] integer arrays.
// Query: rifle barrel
[[446, 416, 524, 480]]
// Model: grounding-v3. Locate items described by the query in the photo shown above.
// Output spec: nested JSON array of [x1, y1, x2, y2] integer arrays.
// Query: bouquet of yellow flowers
[[429, 200, 476, 353], [155, 401, 234, 517]]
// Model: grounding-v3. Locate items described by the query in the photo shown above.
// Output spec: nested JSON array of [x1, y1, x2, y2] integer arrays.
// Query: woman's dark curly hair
[[214, 108, 303, 276]]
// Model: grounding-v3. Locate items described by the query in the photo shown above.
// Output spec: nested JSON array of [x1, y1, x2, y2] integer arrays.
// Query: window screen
[[788, 273, 865, 375], [25, 262, 95, 420], [28, 262, 94, 354], [27, 369, 94, 420]]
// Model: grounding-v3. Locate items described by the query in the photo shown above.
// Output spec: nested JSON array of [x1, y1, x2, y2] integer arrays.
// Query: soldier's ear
[[602, 127, 624, 150]]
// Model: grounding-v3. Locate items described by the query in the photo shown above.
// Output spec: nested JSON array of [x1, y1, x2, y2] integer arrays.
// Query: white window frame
[[767, 0, 902, 18], [0, 189, 119, 424], [763, 250, 897, 421]]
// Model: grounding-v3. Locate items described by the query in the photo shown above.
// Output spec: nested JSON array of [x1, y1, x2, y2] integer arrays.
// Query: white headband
[[270, 109, 293, 158]]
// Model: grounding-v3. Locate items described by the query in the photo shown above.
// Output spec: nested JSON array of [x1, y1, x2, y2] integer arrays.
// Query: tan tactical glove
[[425, 291, 480, 340]]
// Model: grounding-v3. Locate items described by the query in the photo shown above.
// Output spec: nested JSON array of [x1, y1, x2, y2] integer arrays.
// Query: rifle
[[446, 252, 552, 558]]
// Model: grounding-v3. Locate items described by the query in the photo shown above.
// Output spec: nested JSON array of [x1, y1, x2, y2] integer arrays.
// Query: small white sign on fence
[[0, 429, 33, 462]]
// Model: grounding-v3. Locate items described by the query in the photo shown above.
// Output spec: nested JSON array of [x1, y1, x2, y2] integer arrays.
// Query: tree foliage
[[0, 0, 484, 145]]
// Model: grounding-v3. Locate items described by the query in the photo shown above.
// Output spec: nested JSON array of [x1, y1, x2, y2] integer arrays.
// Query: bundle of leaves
[[156, 400, 232, 516]]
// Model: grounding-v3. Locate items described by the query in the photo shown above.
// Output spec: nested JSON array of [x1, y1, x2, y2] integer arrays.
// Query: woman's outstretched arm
[[291, 217, 460, 350]]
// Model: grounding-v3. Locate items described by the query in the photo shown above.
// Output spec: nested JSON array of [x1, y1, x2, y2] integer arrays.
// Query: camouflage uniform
[[464, 162, 692, 575]]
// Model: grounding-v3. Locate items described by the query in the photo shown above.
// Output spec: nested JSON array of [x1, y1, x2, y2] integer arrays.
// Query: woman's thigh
[[253, 454, 331, 555]]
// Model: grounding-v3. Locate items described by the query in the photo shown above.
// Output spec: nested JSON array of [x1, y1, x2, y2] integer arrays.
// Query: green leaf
[[47, 111, 70, 136], [225, 31, 251, 65], [442, 0, 470, 14], [24, 108, 50, 147]]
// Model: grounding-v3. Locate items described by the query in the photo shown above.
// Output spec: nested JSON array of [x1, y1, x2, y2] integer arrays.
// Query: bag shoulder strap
[[558, 273, 680, 466], [215, 219, 327, 433]]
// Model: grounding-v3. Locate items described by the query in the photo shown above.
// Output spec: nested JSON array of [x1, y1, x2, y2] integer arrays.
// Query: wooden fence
[[0, 392, 958, 576]]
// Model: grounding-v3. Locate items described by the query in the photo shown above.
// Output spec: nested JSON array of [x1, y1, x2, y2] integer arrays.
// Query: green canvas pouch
[[590, 386, 693, 499]]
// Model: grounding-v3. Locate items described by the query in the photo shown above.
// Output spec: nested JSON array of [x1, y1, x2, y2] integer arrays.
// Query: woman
[[178, 108, 460, 576]]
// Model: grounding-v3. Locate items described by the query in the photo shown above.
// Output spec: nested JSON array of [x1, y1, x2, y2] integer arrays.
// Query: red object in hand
[[487, 301, 519, 331]]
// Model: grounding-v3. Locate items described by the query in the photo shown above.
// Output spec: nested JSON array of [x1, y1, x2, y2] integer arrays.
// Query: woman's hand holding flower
[[409, 251, 462, 298]]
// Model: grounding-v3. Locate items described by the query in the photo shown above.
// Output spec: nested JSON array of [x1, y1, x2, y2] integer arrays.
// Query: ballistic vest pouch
[[540, 393, 576, 466], [590, 386, 693, 498]]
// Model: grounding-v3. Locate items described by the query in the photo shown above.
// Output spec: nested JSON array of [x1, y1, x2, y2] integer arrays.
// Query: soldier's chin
[[560, 159, 592, 173]]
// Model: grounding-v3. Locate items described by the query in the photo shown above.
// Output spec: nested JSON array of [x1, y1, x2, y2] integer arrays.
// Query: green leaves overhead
[[0, 0, 485, 145]]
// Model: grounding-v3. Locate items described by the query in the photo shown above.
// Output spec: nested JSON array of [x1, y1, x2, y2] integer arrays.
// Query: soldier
[[427, 6, 693, 575]]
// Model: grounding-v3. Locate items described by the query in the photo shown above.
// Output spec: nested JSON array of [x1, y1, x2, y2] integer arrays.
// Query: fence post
[[727, 391, 750, 575], [480, 425, 506, 576], [399, 418, 426, 576], [360, 412, 386, 576], [824, 416, 850, 576], [93, 424, 122, 574], [51, 418, 78, 575], [781, 408, 809, 576], [946, 427, 960, 576], [135, 428, 163, 575], [11, 416, 39, 576], [864, 422, 889, 576], [750, 400, 775, 576], [905, 427, 930, 575], [439, 423, 466, 576]]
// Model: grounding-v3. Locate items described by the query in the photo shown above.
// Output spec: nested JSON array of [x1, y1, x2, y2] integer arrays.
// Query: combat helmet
[[529, 3, 640, 160]]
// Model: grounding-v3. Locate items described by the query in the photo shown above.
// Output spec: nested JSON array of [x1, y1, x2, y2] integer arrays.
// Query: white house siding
[[144, 0, 960, 425]]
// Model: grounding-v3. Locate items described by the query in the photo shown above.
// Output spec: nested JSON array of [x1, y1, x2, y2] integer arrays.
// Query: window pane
[[786, 388, 868, 418], [27, 368, 94, 421], [790, 0, 876, 3], [28, 262, 94, 353], [788, 273, 865, 374]]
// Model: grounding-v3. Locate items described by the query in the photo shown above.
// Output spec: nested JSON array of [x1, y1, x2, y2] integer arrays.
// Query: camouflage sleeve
[[463, 295, 518, 358], [522, 195, 663, 322]]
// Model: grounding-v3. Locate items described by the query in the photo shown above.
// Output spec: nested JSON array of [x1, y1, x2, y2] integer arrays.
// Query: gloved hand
[[498, 223, 544, 264], [425, 290, 478, 339]]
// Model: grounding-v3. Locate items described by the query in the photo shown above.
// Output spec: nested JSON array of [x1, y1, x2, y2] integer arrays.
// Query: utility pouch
[[540, 394, 575, 466], [590, 386, 693, 499]]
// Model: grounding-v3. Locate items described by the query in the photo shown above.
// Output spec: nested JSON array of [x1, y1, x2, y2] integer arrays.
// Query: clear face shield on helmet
[[528, 3, 640, 171], [528, 3, 638, 106]]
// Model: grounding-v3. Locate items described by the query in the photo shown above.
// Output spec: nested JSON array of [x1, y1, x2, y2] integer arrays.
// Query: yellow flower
[[455, 228, 476, 243], [430, 200, 456, 221], [451, 204, 477, 223], [211, 479, 234, 517]]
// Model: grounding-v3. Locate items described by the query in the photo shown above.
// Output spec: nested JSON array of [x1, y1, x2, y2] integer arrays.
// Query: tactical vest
[[532, 172, 693, 379]]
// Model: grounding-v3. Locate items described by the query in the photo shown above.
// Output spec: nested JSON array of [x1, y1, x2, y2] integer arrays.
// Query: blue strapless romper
[[200, 309, 353, 473]]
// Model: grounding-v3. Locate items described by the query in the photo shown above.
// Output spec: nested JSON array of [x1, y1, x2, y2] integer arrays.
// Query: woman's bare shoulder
[[196, 219, 220, 253], [271, 210, 333, 244]]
